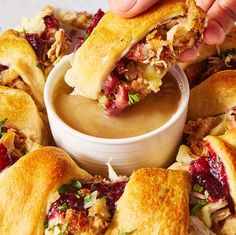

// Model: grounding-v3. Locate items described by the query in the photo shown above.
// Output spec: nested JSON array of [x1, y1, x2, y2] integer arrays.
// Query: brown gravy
[[54, 73, 181, 138]]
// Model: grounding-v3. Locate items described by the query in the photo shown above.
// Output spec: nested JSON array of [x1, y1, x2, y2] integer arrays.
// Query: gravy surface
[[54, 73, 181, 138]]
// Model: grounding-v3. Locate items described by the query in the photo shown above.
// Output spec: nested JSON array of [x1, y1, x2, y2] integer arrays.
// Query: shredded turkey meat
[[184, 118, 215, 155]]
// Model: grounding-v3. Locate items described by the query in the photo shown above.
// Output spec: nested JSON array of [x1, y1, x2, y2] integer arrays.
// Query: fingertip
[[204, 20, 225, 45], [178, 48, 198, 62], [109, 0, 138, 18]]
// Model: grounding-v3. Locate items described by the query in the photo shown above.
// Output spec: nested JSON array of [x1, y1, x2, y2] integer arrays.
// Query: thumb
[[109, 0, 160, 18]]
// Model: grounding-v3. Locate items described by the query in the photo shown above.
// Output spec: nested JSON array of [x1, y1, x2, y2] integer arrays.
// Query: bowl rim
[[44, 53, 189, 145]]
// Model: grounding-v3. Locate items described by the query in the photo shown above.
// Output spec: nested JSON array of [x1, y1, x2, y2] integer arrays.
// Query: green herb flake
[[84, 194, 92, 203], [193, 184, 203, 193], [58, 184, 71, 194], [121, 229, 137, 235], [58, 202, 68, 211], [43, 221, 48, 229], [204, 190, 210, 199], [59, 222, 68, 235], [128, 93, 141, 105], [216, 157, 221, 164], [0, 117, 8, 138], [191, 199, 207, 216], [72, 181, 82, 189], [36, 63, 42, 69], [84, 34, 89, 41]]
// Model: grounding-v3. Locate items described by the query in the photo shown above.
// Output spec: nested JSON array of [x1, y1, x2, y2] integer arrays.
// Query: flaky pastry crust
[[105, 168, 191, 235], [188, 70, 236, 120], [0, 147, 92, 235], [0, 30, 45, 109], [0, 85, 49, 145]]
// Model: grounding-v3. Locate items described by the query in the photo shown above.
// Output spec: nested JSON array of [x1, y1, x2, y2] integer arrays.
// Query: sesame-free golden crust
[[0, 85, 49, 145], [204, 135, 236, 209], [188, 70, 236, 120], [105, 168, 191, 235], [66, 0, 190, 99], [0, 30, 45, 109], [0, 147, 92, 235]]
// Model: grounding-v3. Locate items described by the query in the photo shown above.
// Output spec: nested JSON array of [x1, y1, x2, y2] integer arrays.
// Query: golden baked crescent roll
[[0, 147, 191, 234], [0, 85, 49, 146], [65, 0, 206, 115], [188, 70, 236, 120], [0, 30, 45, 109], [105, 168, 191, 235], [0, 147, 92, 235]]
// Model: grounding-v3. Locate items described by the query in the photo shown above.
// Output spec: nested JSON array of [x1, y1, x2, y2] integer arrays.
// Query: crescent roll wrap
[[0, 30, 45, 109], [65, 0, 206, 115], [0, 147, 92, 235]]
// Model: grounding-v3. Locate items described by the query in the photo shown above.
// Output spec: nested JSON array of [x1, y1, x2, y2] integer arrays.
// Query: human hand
[[109, 0, 236, 61]]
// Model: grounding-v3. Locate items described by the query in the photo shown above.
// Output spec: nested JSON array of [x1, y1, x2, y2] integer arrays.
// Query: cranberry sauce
[[43, 15, 59, 30], [75, 9, 105, 50], [25, 34, 47, 62], [190, 144, 230, 201], [0, 65, 8, 73], [47, 180, 127, 221], [0, 143, 18, 173]]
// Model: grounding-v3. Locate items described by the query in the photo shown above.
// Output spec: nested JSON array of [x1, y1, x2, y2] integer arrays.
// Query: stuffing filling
[[44, 178, 127, 235], [0, 118, 27, 173], [184, 106, 236, 155], [173, 143, 234, 234], [18, 6, 70, 76]]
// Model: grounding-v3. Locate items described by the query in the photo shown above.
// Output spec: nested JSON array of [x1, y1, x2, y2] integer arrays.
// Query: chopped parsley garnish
[[0, 117, 8, 138], [121, 229, 137, 235], [58, 202, 68, 211], [43, 221, 48, 229], [191, 199, 207, 215], [58, 184, 71, 194], [193, 183, 203, 193], [204, 190, 210, 199], [72, 181, 82, 189], [84, 194, 92, 203], [59, 222, 68, 235], [36, 63, 42, 69], [128, 93, 141, 105], [216, 157, 221, 164]]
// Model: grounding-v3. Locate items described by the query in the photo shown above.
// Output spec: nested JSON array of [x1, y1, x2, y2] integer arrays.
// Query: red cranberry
[[43, 15, 59, 30], [0, 143, 18, 173], [86, 9, 105, 35], [0, 65, 8, 73], [190, 146, 230, 201], [25, 34, 47, 62], [47, 180, 127, 221], [102, 73, 120, 96], [116, 60, 128, 74], [104, 85, 129, 116]]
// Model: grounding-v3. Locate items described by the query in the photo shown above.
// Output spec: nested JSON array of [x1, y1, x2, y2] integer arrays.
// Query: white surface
[[0, 0, 109, 32], [44, 54, 190, 176]]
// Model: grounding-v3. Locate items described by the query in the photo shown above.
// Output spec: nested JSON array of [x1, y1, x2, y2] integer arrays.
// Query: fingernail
[[114, 0, 137, 12]]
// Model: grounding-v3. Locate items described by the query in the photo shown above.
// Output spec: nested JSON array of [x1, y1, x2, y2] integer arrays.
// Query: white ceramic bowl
[[44, 54, 189, 176]]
